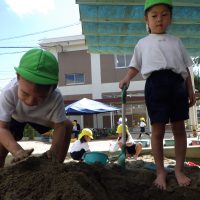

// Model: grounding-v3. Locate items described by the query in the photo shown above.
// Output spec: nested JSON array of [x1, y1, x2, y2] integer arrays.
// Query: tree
[[194, 73, 200, 92], [193, 56, 200, 91]]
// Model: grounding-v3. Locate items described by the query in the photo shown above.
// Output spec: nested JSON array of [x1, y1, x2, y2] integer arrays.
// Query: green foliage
[[194, 73, 200, 92], [193, 57, 200, 65], [23, 124, 39, 139], [105, 128, 117, 136], [193, 56, 200, 91]]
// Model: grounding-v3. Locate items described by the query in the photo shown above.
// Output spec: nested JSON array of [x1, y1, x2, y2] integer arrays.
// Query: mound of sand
[[0, 155, 200, 200]]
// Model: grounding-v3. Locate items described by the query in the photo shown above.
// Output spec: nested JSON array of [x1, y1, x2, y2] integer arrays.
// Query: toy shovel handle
[[121, 85, 127, 104]]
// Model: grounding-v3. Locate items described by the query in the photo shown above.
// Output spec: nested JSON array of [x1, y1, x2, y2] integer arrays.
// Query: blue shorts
[[70, 149, 86, 161], [140, 127, 145, 133], [145, 70, 189, 124], [126, 144, 136, 155], [10, 118, 51, 141]]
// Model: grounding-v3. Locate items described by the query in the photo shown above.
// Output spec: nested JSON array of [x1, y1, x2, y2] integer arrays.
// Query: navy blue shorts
[[10, 118, 51, 141], [145, 70, 189, 124], [70, 149, 86, 161], [140, 127, 145, 133], [126, 144, 136, 155]]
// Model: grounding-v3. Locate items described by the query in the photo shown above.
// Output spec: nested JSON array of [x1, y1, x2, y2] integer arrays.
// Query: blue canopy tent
[[65, 98, 120, 115], [65, 98, 120, 131]]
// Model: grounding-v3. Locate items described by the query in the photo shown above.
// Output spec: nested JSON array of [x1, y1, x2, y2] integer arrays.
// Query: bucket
[[83, 152, 109, 165]]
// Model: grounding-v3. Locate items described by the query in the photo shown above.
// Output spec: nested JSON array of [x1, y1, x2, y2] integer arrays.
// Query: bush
[[23, 124, 39, 139]]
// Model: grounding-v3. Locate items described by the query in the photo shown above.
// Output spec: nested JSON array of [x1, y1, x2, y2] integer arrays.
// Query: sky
[[0, 0, 82, 90]]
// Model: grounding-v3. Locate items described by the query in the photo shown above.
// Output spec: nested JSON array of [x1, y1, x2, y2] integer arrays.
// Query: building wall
[[58, 50, 92, 86], [100, 54, 143, 83]]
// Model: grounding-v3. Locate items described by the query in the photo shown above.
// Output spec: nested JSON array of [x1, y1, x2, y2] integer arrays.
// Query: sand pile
[[0, 155, 200, 200]]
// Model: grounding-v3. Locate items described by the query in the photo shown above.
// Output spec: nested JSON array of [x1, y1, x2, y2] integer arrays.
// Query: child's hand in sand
[[11, 149, 34, 163], [40, 150, 58, 162]]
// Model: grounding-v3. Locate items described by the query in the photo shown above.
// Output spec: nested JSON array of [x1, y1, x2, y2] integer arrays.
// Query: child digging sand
[[0, 48, 72, 167], [119, 0, 195, 190], [116, 124, 142, 160]]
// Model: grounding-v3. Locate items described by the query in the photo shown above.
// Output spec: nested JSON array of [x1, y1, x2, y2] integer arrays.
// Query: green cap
[[15, 48, 58, 85], [144, 0, 172, 11]]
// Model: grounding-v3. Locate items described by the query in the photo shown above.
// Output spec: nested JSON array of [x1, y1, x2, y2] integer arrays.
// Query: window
[[115, 54, 132, 68], [65, 73, 84, 85]]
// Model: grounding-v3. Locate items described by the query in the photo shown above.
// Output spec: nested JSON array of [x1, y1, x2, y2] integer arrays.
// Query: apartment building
[[39, 35, 197, 132]]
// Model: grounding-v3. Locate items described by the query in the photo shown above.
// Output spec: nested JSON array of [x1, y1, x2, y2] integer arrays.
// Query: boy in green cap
[[119, 0, 195, 190], [0, 48, 72, 167]]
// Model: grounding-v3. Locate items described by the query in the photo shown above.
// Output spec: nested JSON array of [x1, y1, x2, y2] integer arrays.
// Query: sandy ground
[[1, 150, 200, 200], [1, 138, 199, 200]]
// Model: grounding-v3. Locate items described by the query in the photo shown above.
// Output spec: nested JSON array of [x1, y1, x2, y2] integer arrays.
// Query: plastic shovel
[[118, 86, 127, 168]]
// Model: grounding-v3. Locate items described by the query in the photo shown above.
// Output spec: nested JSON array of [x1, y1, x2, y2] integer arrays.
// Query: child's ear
[[144, 15, 148, 24]]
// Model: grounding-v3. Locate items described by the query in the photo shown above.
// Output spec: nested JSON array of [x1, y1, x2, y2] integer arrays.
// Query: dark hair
[[17, 73, 56, 94], [145, 4, 173, 17], [80, 137, 86, 143]]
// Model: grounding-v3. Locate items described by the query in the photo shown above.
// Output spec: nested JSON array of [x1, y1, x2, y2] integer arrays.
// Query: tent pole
[[110, 111, 113, 128], [96, 114, 98, 129]]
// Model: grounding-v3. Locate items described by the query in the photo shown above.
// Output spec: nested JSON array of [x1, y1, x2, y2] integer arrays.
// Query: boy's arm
[[45, 119, 72, 162], [119, 67, 139, 89], [0, 121, 33, 162], [186, 68, 196, 107]]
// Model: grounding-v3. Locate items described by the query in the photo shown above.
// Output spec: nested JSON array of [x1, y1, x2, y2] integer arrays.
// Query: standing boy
[[119, 0, 195, 190]]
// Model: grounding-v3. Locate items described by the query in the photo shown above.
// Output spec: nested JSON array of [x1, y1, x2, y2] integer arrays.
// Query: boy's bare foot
[[175, 171, 191, 187], [133, 155, 138, 160], [12, 148, 34, 163], [153, 171, 167, 190]]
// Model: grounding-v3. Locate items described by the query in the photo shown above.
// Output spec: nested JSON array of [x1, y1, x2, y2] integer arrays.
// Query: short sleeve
[[128, 43, 142, 71], [0, 88, 16, 122]]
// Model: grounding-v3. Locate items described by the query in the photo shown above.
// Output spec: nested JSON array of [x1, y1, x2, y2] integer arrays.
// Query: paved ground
[[17, 131, 197, 156], [16, 139, 114, 155]]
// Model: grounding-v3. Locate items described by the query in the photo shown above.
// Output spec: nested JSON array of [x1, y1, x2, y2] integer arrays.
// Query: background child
[[0, 48, 72, 167], [119, 0, 195, 190], [72, 120, 81, 139], [138, 117, 150, 139], [70, 128, 93, 161], [116, 124, 142, 160]]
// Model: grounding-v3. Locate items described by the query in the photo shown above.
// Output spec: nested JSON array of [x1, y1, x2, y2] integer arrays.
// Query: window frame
[[65, 73, 85, 85], [114, 54, 132, 69]]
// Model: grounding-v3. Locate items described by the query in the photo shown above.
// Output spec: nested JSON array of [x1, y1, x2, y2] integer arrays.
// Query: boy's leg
[[134, 143, 142, 160], [0, 144, 8, 167], [145, 132, 151, 137], [171, 120, 190, 186], [151, 123, 166, 190], [138, 132, 142, 139]]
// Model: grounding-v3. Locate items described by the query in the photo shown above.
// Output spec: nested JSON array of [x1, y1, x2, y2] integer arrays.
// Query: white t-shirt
[[129, 34, 193, 79], [0, 78, 67, 127], [70, 140, 90, 153], [140, 121, 146, 128], [118, 133, 135, 145]]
